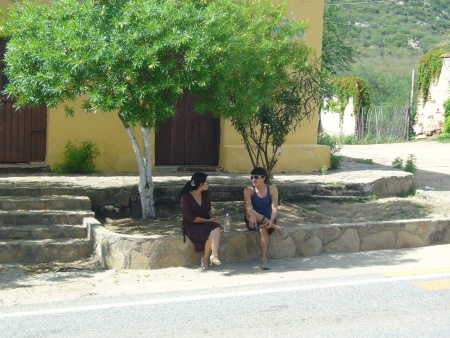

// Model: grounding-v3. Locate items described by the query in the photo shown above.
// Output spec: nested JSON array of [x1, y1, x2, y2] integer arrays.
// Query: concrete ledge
[[85, 217, 450, 270]]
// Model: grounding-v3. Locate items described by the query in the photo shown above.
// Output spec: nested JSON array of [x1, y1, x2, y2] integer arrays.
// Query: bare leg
[[259, 227, 270, 269], [245, 211, 267, 227], [273, 223, 289, 239], [203, 236, 212, 266], [210, 227, 221, 258]]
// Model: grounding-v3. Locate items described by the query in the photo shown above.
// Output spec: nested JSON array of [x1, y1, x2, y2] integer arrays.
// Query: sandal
[[278, 226, 289, 240], [260, 260, 271, 270], [210, 254, 221, 266], [201, 258, 209, 271]]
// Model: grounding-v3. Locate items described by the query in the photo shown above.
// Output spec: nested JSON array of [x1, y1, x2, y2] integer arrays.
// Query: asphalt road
[[1, 263, 450, 337], [1, 244, 450, 337]]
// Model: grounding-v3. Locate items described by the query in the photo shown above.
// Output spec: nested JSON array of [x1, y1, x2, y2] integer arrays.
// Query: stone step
[[0, 238, 92, 264], [0, 164, 50, 174], [0, 210, 95, 225], [0, 186, 84, 198], [0, 195, 91, 211], [0, 224, 87, 240]]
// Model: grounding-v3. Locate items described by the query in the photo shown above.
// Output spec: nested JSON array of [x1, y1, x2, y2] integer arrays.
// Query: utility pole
[[407, 69, 415, 141]]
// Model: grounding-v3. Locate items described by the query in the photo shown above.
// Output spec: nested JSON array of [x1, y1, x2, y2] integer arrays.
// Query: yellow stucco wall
[[219, 0, 329, 173], [2, 0, 329, 173], [47, 98, 145, 172]]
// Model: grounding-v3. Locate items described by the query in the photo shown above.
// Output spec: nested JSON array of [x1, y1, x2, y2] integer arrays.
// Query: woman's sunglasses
[[250, 175, 263, 180]]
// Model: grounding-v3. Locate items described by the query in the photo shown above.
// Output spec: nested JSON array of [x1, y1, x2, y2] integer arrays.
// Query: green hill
[[328, 0, 450, 109]]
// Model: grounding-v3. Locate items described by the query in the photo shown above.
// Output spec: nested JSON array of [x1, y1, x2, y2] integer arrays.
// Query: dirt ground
[[102, 195, 450, 236], [103, 140, 450, 236]]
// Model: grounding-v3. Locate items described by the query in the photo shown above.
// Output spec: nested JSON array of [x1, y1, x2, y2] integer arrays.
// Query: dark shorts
[[244, 214, 276, 235]]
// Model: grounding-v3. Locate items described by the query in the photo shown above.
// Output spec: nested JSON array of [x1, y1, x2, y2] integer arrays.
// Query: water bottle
[[224, 213, 231, 232]]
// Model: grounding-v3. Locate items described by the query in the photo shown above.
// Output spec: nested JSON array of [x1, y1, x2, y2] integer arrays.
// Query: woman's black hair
[[251, 167, 268, 183], [178, 172, 208, 199]]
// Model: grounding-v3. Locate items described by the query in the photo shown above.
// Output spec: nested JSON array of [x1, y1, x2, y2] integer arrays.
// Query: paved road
[[1, 244, 450, 337]]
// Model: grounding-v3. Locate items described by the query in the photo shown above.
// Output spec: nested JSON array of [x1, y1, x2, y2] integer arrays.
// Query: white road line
[[1, 271, 450, 319]]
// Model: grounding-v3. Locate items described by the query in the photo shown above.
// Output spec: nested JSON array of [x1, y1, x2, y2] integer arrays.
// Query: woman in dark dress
[[179, 172, 221, 271]]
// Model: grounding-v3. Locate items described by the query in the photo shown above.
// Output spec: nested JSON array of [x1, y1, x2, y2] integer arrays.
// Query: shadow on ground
[[102, 194, 450, 236]]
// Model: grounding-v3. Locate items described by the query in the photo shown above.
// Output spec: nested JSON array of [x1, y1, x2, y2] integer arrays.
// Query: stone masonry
[[2, 163, 449, 268], [87, 217, 450, 269]]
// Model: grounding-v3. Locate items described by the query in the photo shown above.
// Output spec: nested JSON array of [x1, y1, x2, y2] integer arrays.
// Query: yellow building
[[0, 0, 328, 173]]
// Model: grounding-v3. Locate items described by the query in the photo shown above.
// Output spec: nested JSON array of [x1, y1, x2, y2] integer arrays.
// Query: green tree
[[321, 0, 358, 76], [3, 0, 297, 218], [320, 0, 359, 111], [193, 9, 320, 178]]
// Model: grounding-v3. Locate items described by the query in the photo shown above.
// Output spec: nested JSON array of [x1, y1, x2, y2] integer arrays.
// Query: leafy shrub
[[437, 133, 450, 141], [392, 157, 403, 169], [442, 98, 450, 133], [391, 154, 417, 173], [326, 75, 371, 117], [404, 154, 417, 173], [330, 154, 342, 169], [321, 165, 328, 175], [341, 135, 359, 145], [52, 141, 100, 173], [317, 132, 341, 155], [417, 49, 447, 105], [398, 183, 416, 198], [318, 132, 342, 170]]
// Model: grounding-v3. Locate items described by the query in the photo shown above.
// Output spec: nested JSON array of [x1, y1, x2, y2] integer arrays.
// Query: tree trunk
[[118, 113, 156, 219]]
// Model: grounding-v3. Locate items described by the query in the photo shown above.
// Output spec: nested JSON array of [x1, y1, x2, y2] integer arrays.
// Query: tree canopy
[[2, 0, 318, 217]]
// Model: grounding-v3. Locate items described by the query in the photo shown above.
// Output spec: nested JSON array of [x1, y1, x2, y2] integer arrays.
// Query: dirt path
[[338, 140, 450, 195]]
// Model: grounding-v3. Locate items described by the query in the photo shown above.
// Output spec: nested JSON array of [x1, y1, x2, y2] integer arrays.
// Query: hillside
[[328, 0, 450, 108]]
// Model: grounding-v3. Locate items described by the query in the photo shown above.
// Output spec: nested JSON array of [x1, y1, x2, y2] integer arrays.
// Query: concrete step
[[0, 163, 50, 174], [0, 210, 95, 225], [0, 195, 91, 211], [0, 224, 87, 240], [0, 238, 92, 264]]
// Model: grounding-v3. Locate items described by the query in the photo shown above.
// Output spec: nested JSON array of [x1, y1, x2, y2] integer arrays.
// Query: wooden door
[[0, 39, 47, 163], [0, 100, 47, 163], [155, 91, 220, 166]]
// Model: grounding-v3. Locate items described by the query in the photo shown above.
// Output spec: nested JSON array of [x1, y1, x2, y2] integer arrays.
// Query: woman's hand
[[248, 213, 257, 228], [265, 219, 274, 229], [209, 217, 219, 223]]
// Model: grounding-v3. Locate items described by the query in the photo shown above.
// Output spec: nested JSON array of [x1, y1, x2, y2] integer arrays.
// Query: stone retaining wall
[[85, 217, 450, 270]]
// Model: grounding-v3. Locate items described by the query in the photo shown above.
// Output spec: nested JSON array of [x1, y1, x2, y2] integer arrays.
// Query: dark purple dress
[[180, 191, 220, 252]]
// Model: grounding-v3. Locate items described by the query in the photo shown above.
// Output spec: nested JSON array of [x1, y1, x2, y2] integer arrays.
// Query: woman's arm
[[244, 186, 257, 225], [269, 185, 279, 224]]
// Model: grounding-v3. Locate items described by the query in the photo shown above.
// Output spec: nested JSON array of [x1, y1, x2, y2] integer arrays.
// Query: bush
[[392, 156, 403, 169], [52, 141, 100, 173], [442, 98, 450, 133], [404, 154, 417, 173], [318, 132, 342, 170], [317, 132, 341, 155], [341, 135, 359, 145], [437, 133, 450, 141], [330, 154, 342, 169], [391, 154, 417, 173]]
